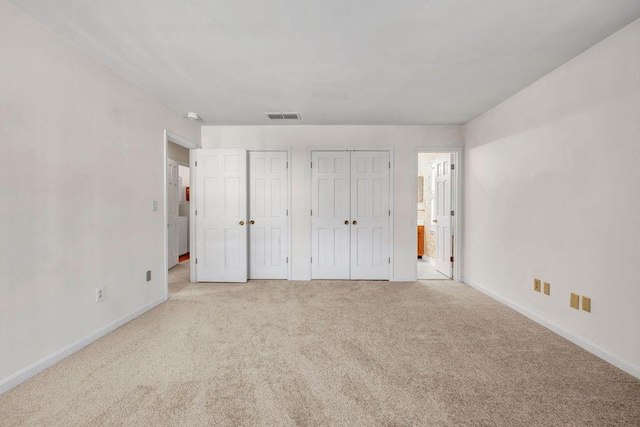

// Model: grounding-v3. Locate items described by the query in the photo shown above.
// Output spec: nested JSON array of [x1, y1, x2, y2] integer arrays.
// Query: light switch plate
[[152, 200, 158, 212], [582, 296, 591, 313], [543, 282, 550, 295]]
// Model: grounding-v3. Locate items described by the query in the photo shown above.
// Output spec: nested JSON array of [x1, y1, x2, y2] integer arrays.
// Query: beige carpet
[[1, 263, 639, 426]]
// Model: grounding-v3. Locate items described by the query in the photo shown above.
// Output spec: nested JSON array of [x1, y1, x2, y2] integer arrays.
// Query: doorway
[[167, 142, 191, 270], [164, 130, 198, 298], [417, 151, 455, 280]]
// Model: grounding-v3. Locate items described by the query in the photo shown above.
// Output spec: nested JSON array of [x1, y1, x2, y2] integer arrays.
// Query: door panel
[[434, 154, 452, 278], [311, 151, 351, 279], [195, 149, 247, 282], [167, 158, 179, 269], [249, 151, 288, 279], [350, 151, 390, 280], [311, 150, 390, 280]]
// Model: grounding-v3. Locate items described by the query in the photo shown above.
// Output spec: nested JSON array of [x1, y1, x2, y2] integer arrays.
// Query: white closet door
[[167, 157, 179, 269], [249, 151, 288, 279], [311, 151, 351, 279], [350, 151, 390, 280], [434, 154, 452, 278], [194, 149, 248, 282]]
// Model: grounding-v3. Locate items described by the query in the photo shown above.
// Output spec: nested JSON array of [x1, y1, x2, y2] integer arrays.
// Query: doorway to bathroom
[[417, 152, 454, 280]]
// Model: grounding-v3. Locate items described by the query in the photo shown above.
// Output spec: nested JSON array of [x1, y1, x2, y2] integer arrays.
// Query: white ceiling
[[9, 0, 640, 125]]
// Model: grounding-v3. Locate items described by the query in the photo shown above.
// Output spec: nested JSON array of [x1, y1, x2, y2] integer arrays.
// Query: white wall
[[201, 125, 463, 281], [0, 1, 200, 391], [463, 18, 640, 377], [167, 141, 190, 165]]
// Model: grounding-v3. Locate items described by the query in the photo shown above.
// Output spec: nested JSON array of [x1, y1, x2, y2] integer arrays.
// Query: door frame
[[413, 146, 463, 282], [164, 130, 198, 299], [307, 147, 394, 281], [247, 149, 292, 280]]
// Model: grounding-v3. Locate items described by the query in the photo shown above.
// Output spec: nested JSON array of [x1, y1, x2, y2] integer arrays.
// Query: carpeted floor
[[1, 263, 639, 426]]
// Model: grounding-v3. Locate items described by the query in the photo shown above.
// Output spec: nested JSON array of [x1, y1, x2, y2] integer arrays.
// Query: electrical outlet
[[582, 296, 591, 313], [95, 287, 105, 303], [570, 293, 580, 310], [543, 282, 550, 295], [534, 278, 541, 292], [152, 200, 158, 212], [146, 270, 152, 282]]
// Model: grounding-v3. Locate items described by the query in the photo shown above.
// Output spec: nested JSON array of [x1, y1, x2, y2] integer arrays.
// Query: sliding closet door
[[350, 151, 390, 280], [194, 149, 248, 282], [311, 151, 351, 279], [248, 151, 288, 279]]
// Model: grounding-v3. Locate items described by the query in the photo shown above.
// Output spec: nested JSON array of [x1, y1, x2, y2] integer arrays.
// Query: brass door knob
[[344, 220, 349, 225], [250, 220, 255, 225], [352, 220, 357, 225], [239, 221, 245, 226]]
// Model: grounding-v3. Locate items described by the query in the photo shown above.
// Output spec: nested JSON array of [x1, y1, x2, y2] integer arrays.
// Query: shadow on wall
[[463, 19, 640, 149]]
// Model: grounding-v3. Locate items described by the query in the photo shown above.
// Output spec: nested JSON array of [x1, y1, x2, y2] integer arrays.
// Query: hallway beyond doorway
[[417, 259, 449, 280]]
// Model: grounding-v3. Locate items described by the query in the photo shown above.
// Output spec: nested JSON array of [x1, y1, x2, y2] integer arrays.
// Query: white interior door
[[311, 151, 351, 279], [350, 151, 390, 280], [434, 154, 452, 278], [249, 151, 288, 279], [194, 149, 248, 282], [167, 157, 179, 269]]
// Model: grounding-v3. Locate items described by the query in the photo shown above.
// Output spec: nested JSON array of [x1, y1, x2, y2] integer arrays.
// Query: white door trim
[[307, 147, 394, 281], [163, 130, 199, 299], [414, 146, 463, 283]]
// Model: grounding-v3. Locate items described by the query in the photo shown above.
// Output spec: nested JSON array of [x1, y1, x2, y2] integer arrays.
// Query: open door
[[194, 148, 248, 282], [433, 154, 452, 278]]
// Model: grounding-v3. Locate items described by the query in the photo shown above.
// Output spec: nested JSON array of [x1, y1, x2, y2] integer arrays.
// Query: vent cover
[[266, 112, 301, 120]]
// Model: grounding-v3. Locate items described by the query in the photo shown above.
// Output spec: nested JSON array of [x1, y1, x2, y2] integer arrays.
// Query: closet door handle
[[239, 221, 245, 226], [344, 220, 349, 225], [352, 220, 357, 225], [250, 220, 255, 225]]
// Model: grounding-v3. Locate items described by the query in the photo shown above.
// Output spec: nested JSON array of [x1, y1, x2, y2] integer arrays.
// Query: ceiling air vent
[[266, 112, 301, 120]]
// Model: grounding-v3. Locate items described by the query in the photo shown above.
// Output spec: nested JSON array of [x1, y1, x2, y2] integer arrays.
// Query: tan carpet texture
[[2, 261, 639, 426]]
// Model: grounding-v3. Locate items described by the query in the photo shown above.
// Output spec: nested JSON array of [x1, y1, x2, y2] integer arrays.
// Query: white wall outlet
[[152, 200, 158, 212], [95, 287, 105, 303]]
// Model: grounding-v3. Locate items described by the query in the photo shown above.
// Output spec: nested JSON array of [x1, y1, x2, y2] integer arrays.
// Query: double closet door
[[193, 149, 288, 282], [311, 151, 390, 280]]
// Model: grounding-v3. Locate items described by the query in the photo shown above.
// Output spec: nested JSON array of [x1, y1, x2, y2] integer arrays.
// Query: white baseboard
[[0, 296, 167, 395], [462, 277, 640, 380]]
